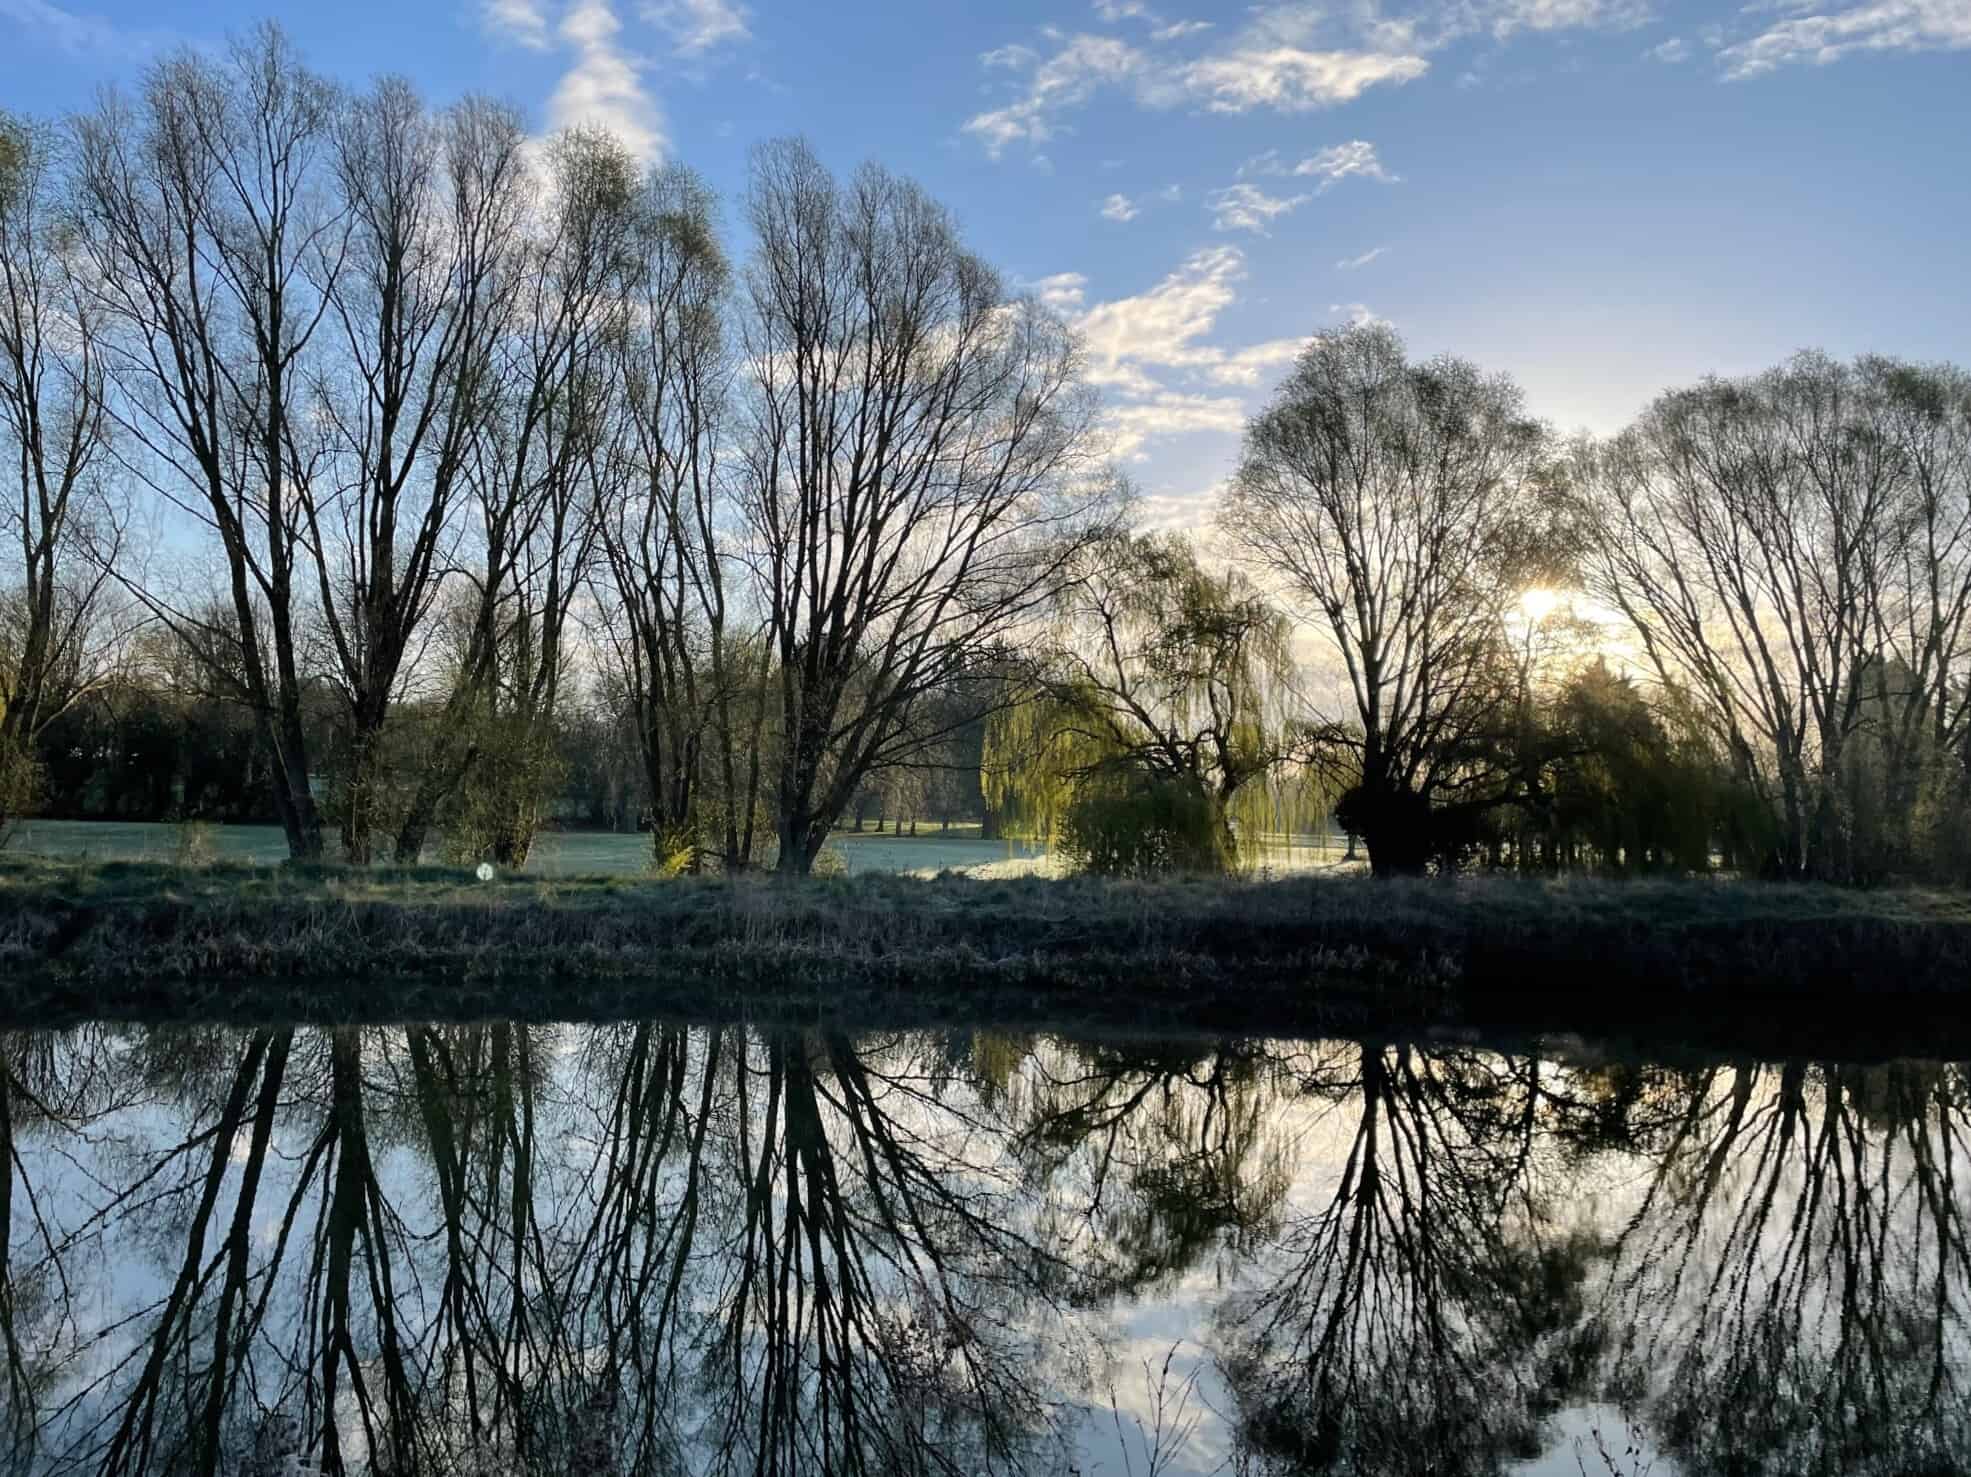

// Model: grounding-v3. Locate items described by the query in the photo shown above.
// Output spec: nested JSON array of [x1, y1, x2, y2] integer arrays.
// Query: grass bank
[[1, 858, 1968, 1044]]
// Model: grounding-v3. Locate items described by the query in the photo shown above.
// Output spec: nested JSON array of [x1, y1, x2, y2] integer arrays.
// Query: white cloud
[[963, 34, 1144, 156], [550, 0, 668, 161], [1179, 46, 1429, 111], [1646, 34, 1689, 61], [1102, 392, 1248, 458], [1100, 192, 1141, 221], [1152, 19, 1214, 41], [481, 0, 552, 50], [1487, 0, 1655, 40], [1025, 272, 1090, 314], [1717, 0, 1971, 78], [1075, 246, 1247, 394], [1094, 0, 1149, 17], [1073, 245, 1309, 390], [1, 0, 167, 54], [1293, 139, 1399, 188], [982, 42, 1037, 68], [1207, 182, 1312, 233], [1336, 245, 1389, 269], [963, 15, 1426, 157], [1204, 336, 1308, 385], [1328, 301, 1389, 329], [644, 0, 750, 55], [1038, 246, 1312, 458]]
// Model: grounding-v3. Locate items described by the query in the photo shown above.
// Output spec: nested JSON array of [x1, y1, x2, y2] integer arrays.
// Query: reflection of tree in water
[[1595, 1060, 1971, 1477], [1216, 1042, 1599, 1476], [1, 1027, 138, 1471], [6, 1028, 1970, 1475], [1007, 1036, 1294, 1295], [4, 1023, 1096, 1475]]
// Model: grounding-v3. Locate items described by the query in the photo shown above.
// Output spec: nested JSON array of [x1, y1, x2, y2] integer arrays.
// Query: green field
[[2, 818, 1054, 876]]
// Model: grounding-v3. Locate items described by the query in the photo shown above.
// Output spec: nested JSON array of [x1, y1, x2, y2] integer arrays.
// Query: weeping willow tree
[[985, 531, 1320, 874]]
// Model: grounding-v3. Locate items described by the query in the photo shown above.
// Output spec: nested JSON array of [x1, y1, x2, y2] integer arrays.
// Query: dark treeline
[[3, 24, 1968, 880]]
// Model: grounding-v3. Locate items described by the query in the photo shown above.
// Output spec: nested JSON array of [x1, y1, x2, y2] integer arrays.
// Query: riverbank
[[1, 859, 1967, 1043]]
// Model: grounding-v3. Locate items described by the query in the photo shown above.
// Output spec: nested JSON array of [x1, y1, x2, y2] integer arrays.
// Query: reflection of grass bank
[[2, 859, 1968, 1039]]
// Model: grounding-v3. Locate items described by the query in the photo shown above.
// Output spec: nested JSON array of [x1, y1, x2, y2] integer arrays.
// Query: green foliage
[[986, 532, 1315, 876], [442, 718, 567, 869], [1059, 767, 1232, 877]]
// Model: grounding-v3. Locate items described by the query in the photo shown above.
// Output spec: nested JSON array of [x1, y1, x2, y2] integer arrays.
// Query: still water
[[0, 1022, 1963, 1475]]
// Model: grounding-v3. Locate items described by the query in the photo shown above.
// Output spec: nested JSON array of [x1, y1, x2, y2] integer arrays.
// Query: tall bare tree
[[742, 139, 1109, 874], [397, 128, 627, 867], [1220, 323, 1553, 876], [305, 83, 528, 861], [73, 25, 344, 859], [592, 163, 765, 872], [0, 113, 123, 828]]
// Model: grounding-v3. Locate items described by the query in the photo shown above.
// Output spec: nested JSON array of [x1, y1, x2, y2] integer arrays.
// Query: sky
[[4, 0, 1968, 528]]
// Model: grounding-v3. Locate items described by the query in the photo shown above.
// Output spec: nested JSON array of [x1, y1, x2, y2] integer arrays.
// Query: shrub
[[1059, 769, 1232, 877]]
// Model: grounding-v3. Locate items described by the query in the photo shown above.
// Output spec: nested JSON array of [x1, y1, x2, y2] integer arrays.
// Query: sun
[[1519, 587, 1563, 622]]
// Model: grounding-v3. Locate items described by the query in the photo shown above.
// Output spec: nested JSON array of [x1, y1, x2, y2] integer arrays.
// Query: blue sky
[[5, 0, 1968, 525]]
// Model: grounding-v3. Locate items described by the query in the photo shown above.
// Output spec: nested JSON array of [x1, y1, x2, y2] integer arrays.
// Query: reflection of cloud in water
[[0, 1027, 1965, 1475]]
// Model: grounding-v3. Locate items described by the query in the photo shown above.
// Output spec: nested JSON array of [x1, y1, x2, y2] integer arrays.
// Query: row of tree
[[0, 26, 1099, 874], [5, 24, 1968, 879], [995, 329, 1971, 882]]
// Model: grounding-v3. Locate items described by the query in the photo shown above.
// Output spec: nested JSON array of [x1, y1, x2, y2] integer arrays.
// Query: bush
[[1059, 769, 1232, 877]]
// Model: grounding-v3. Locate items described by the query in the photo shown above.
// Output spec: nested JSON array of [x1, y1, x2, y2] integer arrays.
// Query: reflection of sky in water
[[3, 1026, 1965, 1475]]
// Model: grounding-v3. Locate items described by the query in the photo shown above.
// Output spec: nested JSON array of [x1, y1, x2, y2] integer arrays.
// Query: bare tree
[[0, 114, 124, 828], [400, 128, 627, 867], [1579, 353, 1946, 878], [1220, 323, 1553, 876], [305, 83, 528, 861], [72, 25, 344, 859], [591, 163, 766, 872], [741, 139, 1110, 874]]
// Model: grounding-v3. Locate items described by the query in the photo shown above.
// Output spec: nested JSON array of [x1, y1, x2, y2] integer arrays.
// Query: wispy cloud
[[1328, 301, 1389, 329], [549, 0, 668, 161], [1247, 139, 1400, 188], [1717, 0, 1971, 79], [0, 0, 171, 57], [644, 0, 750, 55], [962, 12, 1426, 157], [1179, 46, 1429, 111], [1646, 34, 1689, 61], [1336, 245, 1389, 269], [1100, 192, 1141, 221], [1152, 19, 1213, 41], [1207, 181, 1311, 233], [1038, 246, 1310, 456]]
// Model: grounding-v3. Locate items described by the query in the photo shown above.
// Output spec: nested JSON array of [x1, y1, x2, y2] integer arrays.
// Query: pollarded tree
[[986, 530, 1306, 875], [741, 138, 1114, 875], [1219, 323, 1554, 877]]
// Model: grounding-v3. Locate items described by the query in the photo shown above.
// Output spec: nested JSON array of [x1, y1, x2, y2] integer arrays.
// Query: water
[[1, 1022, 1961, 1475]]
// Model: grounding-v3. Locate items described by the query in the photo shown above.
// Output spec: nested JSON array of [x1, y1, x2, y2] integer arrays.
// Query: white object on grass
[[476, 862, 495, 882]]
